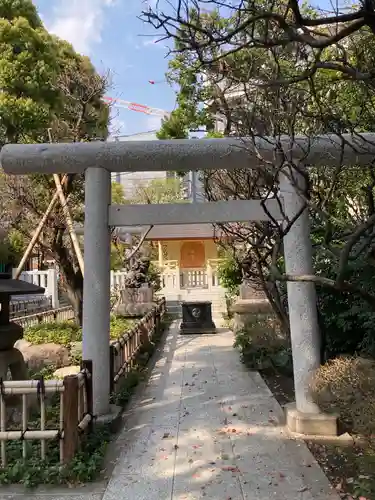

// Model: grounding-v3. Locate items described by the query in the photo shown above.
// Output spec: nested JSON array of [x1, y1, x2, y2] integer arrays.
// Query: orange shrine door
[[180, 241, 205, 269]]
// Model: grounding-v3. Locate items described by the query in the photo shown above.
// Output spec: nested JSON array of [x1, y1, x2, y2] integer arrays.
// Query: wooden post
[[13, 175, 69, 279], [81, 360, 93, 433], [109, 345, 115, 394], [47, 268, 59, 309], [53, 173, 84, 276], [139, 318, 150, 347], [152, 308, 157, 336], [155, 308, 161, 334], [158, 241, 163, 268], [63, 375, 79, 464]]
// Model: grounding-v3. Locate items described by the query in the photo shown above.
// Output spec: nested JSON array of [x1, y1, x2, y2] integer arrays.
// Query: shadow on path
[[102, 323, 340, 500]]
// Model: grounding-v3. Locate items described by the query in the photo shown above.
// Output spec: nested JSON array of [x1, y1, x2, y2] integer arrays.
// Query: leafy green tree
[[217, 253, 242, 298], [148, 4, 375, 355], [133, 177, 184, 204], [142, 1, 375, 86], [0, 0, 60, 145], [0, 0, 110, 324]]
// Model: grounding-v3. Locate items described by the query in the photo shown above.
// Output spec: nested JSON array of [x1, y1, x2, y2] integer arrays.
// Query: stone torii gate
[[1, 134, 373, 434]]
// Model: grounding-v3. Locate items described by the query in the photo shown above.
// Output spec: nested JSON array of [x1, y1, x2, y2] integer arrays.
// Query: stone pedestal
[[0, 323, 28, 405], [180, 301, 216, 334], [0, 272, 46, 423], [285, 402, 338, 436], [120, 286, 153, 304], [114, 286, 155, 317], [232, 298, 272, 333], [239, 281, 266, 300]]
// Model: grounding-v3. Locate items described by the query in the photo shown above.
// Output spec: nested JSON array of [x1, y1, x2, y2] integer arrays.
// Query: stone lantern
[[0, 273, 44, 380]]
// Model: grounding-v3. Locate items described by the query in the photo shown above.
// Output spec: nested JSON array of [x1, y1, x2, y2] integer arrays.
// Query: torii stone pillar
[[82, 167, 111, 416], [2, 134, 367, 432], [280, 168, 337, 435]]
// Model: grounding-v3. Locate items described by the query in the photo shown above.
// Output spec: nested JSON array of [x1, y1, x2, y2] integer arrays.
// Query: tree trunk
[[64, 282, 83, 326], [52, 230, 84, 326], [58, 265, 83, 326]]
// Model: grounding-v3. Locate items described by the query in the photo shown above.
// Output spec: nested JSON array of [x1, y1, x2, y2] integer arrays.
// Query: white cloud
[[46, 0, 115, 55], [143, 0, 158, 8]]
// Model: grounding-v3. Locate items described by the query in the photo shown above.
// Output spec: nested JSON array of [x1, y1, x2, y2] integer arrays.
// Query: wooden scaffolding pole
[[14, 130, 85, 279], [13, 175, 69, 279]]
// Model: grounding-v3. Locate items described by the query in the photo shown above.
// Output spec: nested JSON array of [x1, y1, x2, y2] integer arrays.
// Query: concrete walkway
[[102, 323, 339, 500]]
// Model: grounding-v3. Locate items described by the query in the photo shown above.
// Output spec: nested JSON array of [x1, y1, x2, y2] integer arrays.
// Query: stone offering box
[[180, 301, 216, 335], [0, 273, 45, 380]]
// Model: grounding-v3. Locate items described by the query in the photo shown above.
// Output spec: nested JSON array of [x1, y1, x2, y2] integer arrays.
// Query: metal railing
[[13, 306, 74, 328], [10, 297, 52, 318]]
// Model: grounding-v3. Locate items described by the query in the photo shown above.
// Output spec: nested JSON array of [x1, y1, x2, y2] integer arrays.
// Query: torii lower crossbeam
[[0, 134, 355, 429]]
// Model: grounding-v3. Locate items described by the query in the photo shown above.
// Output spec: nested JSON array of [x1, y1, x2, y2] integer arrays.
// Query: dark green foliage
[[0, 0, 42, 29], [234, 314, 293, 376], [217, 255, 242, 297], [314, 246, 375, 360], [0, 422, 112, 487]]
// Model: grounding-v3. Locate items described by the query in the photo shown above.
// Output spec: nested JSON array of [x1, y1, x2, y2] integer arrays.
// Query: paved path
[[102, 323, 339, 500]]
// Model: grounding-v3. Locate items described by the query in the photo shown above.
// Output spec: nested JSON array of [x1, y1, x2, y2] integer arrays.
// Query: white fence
[[13, 269, 127, 307], [14, 267, 222, 306], [158, 259, 222, 292], [12, 268, 59, 309], [110, 270, 127, 289]]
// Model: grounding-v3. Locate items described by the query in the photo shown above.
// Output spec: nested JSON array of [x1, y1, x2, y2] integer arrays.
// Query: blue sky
[[33, 0, 344, 137], [34, 0, 176, 137]]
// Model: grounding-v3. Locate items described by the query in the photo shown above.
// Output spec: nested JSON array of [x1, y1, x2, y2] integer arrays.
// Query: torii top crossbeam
[[1, 132, 374, 424], [1, 133, 375, 174]]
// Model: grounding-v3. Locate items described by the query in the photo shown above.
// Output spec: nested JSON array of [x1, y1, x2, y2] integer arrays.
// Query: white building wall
[[109, 131, 170, 198], [108, 131, 203, 201]]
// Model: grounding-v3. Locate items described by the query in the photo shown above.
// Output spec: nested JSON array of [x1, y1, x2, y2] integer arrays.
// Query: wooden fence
[[13, 306, 75, 328], [109, 297, 166, 393], [0, 297, 167, 468], [0, 360, 93, 466]]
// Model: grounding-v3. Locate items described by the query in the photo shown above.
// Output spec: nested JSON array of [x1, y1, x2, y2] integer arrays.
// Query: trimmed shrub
[[109, 315, 136, 339], [234, 314, 293, 375], [311, 356, 375, 436]]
